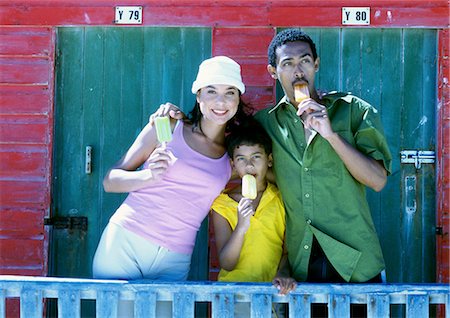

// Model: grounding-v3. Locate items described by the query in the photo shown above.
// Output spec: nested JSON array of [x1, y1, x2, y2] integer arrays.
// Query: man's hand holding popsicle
[[294, 83, 332, 137]]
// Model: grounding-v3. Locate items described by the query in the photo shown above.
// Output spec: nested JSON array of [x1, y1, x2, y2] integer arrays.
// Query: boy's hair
[[268, 28, 318, 67], [225, 119, 272, 158]]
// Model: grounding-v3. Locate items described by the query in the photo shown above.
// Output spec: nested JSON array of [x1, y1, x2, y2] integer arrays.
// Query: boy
[[211, 119, 296, 317]]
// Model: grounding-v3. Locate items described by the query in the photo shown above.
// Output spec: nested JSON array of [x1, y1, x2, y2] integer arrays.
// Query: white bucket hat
[[191, 56, 245, 94]]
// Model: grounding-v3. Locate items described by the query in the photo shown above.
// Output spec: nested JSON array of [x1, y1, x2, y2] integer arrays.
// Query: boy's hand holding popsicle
[[234, 174, 257, 234]]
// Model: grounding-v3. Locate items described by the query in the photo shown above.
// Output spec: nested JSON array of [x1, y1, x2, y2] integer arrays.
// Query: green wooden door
[[51, 27, 212, 284], [290, 28, 437, 283]]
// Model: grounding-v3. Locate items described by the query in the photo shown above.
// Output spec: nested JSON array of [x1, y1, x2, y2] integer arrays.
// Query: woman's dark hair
[[186, 95, 253, 134], [268, 28, 318, 67], [225, 117, 272, 158]]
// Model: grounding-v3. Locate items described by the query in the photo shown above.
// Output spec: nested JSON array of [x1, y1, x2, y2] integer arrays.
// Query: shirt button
[[304, 245, 309, 250], [304, 167, 309, 172], [305, 193, 310, 198], [307, 219, 312, 224]]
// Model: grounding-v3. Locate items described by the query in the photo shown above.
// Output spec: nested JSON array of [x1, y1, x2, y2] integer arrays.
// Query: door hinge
[[400, 150, 435, 169], [44, 216, 88, 231]]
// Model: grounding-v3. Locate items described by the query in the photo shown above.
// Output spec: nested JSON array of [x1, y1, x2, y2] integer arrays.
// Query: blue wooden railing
[[0, 275, 449, 317]]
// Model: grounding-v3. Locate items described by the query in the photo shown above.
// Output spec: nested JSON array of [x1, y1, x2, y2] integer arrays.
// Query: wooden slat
[[173, 292, 195, 318], [96, 290, 119, 318], [212, 293, 234, 318], [0, 181, 47, 209], [0, 57, 50, 85], [250, 293, 272, 317], [20, 289, 42, 318], [213, 27, 273, 58], [367, 294, 390, 318], [134, 291, 156, 318], [329, 294, 350, 318], [407, 294, 429, 318], [290, 294, 311, 317], [0, 27, 52, 56], [0, 114, 50, 144], [0, 150, 47, 180], [0, 86, 51, 114], [0, 2, 448, 27], [0, 239, 44, 268], [0, 210, 43, 237], [0, 289, 5, 318], [58, 289, 80, 318]]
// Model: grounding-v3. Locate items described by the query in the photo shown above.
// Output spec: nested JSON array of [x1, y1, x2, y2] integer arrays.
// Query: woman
[[93, 56, 250, 317]]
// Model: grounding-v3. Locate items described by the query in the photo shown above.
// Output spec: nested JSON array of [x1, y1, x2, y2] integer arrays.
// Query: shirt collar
[[268, 95, 294, 114]]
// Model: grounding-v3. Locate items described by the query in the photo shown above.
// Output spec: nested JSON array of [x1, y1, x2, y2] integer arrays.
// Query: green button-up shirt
[[255, 92, 392, 282]]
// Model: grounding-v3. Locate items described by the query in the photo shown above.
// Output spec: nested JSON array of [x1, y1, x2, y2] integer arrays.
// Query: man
[[254, 28, 392, 285]]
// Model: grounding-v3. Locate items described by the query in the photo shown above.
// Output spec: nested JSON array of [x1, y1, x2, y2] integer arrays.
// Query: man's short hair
[[268, 28, 318, 67]]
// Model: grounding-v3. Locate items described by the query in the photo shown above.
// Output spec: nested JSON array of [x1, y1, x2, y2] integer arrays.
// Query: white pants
[[93, 222, 192, 317]]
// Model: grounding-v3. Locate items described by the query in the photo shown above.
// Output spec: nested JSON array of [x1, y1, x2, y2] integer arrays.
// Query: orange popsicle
[[294, 83, 309, 103]]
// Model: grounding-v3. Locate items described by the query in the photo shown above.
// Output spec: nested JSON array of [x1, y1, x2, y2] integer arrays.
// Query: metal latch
[[44, 216, 88, 231], [400, 150, 435, 169]]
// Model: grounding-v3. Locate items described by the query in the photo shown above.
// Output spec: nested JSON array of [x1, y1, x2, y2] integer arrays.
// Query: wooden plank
[[52, 27, 84, 228], [58, 289, 80, 318], [0, 289, 5, 318], [0, 210, 43, 237], [0, 114, 50, 144], [0, 181, 47, 209], [0, 57, 50, 85], [367, 294, 389, 318], [20, 289, 42, 318], [308, 28, 341, 92], [0, 150, 47, 179], [96, 290, 119, 318], [213, 27, 273, 58], [173, 292, 195, 318], [0, 27, 52, 56], [0, 239, 44, 266], [211, 293, 234, 318], [0, 86, 51, 114], [329, 294, 350, 318], [407, 295, 429, 318], [250, 293, 272, 317], [0, 2, 447, 27], [289, 294, 311, 317], [134, 291, 156, 318], [341, 29, 362, 96], [378, 28, 403, 282], [360, 28, 383, 233]]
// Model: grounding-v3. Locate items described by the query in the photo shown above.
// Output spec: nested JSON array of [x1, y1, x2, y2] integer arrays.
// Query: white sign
[[115, 6, 142, 24], [342, 7, 370, 25]]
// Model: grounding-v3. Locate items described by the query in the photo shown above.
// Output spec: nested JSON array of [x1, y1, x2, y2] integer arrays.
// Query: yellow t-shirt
[[211, 183, 285, 282]]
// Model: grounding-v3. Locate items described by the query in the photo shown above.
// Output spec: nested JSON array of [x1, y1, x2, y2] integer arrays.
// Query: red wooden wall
[[0, 26, 54, 276], [0, 0, 448, 288]]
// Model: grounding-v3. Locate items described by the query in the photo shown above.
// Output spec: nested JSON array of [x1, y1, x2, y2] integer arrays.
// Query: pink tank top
[[110, 120, 231, 254]]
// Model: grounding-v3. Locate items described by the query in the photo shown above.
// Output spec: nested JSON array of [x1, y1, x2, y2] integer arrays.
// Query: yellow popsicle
[[155, 117, 172, 143], [294, 83, 309, 103], [242, 174, 257, 200]]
